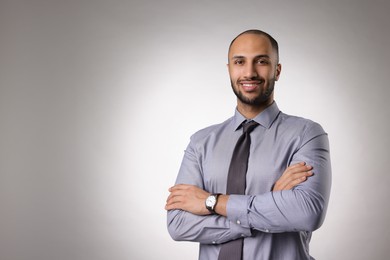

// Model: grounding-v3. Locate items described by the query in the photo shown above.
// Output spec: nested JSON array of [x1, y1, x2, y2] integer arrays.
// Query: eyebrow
[[231, 54, 271, 60]]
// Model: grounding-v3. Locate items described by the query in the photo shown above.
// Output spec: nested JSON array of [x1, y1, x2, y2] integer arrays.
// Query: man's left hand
[[165, 184, 211, 215]]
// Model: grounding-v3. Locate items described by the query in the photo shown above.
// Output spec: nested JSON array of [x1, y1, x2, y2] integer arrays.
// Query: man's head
[[228, 30, 279, 63], [227, 29, 281, 111]]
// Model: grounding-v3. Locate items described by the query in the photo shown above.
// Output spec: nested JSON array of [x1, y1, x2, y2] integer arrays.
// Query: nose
[[243, 63, 258, 78]]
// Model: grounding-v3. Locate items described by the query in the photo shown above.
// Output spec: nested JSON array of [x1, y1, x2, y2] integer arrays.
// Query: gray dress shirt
[[167, 102, 332, 260]]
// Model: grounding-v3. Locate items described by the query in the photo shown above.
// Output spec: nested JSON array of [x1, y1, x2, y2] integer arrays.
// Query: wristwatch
[[205, 194, 221, 214]]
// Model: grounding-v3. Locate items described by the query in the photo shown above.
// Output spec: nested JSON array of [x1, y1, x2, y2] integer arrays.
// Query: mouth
[[239, 81, 262, 92]]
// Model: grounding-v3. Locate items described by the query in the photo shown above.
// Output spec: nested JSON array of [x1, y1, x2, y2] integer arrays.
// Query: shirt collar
[[232, 101, 280, 131]]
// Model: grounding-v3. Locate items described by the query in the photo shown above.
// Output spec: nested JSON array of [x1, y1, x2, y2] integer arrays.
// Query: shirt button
[[236, 220, 241, 225]]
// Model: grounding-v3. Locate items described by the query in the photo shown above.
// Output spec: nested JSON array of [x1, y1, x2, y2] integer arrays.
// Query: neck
[[237, 99, 274, 119]]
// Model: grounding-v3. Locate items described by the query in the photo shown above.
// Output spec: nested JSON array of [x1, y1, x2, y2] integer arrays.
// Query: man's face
[[228, 34, 281, 107]]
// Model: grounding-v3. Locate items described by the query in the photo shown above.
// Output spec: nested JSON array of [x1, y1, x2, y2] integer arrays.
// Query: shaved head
[[229, 29, 279, 63]]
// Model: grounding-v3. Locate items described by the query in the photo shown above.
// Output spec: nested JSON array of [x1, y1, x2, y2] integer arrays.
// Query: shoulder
[[277, 112, 327, 137], [189, 117, 234, 144]]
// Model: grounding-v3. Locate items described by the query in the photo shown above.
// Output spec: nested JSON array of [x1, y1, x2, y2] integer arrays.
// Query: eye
[[256, 59, 269, 65], [234, 59, 244, 65]]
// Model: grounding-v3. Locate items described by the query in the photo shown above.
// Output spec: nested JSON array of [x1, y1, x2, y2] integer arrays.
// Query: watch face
[[206, 196, 216, 207]]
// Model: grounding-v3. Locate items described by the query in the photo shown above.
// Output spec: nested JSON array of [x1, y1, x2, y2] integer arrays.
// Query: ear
[[226, 62, 231, 74], [275, 63, 282, 81]]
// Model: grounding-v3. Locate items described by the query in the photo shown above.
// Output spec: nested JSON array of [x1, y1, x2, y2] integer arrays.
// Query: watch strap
[[206, 193, 221, 214]]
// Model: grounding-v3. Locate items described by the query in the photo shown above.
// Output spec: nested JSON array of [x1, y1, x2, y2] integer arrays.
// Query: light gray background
[[1, 0, 389, 259]]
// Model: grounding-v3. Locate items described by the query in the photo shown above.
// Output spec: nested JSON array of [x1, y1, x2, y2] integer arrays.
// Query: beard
[[231, 77, 275, 106]]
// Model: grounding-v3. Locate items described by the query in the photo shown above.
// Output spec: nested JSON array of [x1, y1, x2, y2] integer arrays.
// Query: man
[[165, 29, 331, 260]]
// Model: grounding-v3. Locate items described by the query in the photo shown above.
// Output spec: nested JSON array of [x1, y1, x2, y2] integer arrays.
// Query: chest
[[201, 129, 298, 194]]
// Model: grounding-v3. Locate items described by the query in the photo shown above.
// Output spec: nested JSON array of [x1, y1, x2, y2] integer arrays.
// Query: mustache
[[238, 77, 264, 83]]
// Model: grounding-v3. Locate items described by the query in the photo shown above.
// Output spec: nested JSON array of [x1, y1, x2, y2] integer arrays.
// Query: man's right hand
[[273, 162, 313, 191]]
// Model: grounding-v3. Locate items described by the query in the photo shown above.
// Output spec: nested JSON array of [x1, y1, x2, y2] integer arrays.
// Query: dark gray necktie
[[218, 120, 259, 260]]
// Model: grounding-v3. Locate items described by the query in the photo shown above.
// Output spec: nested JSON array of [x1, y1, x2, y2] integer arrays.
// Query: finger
[[168, 185, 180, 192], [284, 170, 313, 188], [166, 189, 187, 202], [281, 168, 312, 183], [283, 173, 312, 189], [169, 184, 193, 192], [277, 167, 309, 186], [286, 170, 313, 183], [165, 200, 183, 210], [166, 193, 175, 203], [166, 193, 184, 207], [289, 162, 306, 169], [166, 192, 194, 211], [286, 162, 308, 172], [274, 170, 313, 191], [285, 164, 312, 175]]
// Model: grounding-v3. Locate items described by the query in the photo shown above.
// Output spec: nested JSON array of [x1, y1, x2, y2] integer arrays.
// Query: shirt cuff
[[226, 195, 251, 229]]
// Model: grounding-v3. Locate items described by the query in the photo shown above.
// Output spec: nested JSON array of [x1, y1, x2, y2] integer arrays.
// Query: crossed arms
[[165, 130, 331, 244], [165, 162, 313, 216]]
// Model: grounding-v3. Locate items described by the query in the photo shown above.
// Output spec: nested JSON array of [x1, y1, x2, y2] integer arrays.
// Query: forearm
[[167, 141, 252, 244], [224, 133, 332, 233], [213, 162, 313, 218], [226, 189, 326, 233], [167, 126, 331, 240], [167, 209, 251, 244]]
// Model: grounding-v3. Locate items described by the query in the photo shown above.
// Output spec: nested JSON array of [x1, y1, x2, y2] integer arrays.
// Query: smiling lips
[[240, 81, 262, 92]]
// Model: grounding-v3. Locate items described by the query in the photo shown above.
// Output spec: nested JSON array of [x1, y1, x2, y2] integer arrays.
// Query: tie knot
[[242, 120, 259, 134]]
